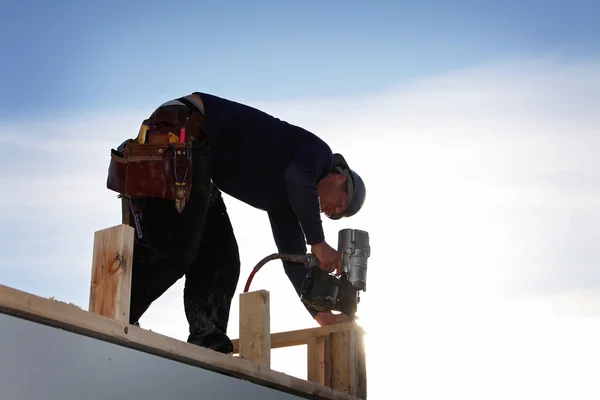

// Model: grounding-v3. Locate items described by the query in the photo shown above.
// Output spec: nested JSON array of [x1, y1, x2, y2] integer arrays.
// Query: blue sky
[[2, 2, 600, 399], [2, 0, 598, 121]]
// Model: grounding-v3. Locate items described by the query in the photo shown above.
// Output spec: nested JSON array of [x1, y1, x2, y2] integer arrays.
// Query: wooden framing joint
[[235, 290, 367, 399], [308, 328, 367, 398], [83, 221, 366, 399]]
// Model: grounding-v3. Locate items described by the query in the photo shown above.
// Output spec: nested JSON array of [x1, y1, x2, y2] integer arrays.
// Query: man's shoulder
[[195, 91, 333, 156], [194, 91, 275, 119], [296, 128, 334, 169]]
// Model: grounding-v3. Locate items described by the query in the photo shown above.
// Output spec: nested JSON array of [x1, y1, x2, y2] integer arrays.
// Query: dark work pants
[[127, 140, 240, 353]]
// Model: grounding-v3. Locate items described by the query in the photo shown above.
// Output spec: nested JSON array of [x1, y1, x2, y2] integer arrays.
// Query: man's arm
[[284, 136, 343, 274], [267, 209, 353, 325], [267, 209, 320, 319], [283, 136, 333, 246]]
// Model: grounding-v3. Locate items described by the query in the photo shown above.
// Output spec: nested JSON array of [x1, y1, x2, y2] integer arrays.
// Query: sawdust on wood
[[48, 296, 83, 310]]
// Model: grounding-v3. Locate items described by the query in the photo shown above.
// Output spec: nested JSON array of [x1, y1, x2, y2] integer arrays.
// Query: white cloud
[[1, 56, 600, 399]]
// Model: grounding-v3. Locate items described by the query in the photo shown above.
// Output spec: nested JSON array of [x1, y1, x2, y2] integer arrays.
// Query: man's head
[[318, 153, 366, 220]]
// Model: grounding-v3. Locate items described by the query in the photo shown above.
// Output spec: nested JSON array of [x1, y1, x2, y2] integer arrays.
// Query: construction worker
[[117, 92, 366, 354]]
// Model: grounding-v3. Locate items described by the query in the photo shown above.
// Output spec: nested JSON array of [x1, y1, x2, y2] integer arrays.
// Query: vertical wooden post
[[88, 224, 135, 322], [316, 329, 367, 399], [307, 335, 331, 385], [239, 290, 271, 368]]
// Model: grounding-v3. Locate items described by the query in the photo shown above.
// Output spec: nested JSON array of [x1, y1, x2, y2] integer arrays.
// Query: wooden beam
[[239, 290, 271, 368], [0, 284, 362, 400], [88, 224, 134, 322], [231, 321, 365, 354]]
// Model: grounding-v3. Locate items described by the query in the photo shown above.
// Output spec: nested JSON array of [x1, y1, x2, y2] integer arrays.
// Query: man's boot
[[188, 328, 233, 354], [185, 298, 233, 354]]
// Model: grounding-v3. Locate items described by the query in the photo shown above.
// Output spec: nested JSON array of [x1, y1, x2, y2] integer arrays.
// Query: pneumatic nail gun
[[243, 228, 370, 319]]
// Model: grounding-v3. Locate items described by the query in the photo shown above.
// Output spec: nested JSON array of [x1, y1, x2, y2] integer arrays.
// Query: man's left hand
[[314, 311, 353, 326]]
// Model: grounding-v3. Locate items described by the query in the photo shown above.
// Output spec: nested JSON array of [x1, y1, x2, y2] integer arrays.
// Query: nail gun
[[243, 228, 370, 319]]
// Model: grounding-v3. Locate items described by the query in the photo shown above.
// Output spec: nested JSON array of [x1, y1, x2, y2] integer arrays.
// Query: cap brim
[[333, 153, 350, 170]]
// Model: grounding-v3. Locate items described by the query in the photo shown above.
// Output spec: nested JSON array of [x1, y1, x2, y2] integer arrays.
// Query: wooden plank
[[0, 284, 362, 400], [307, 335, 331, 386], [231, 321, 365, 354], [239, 290, 271, 368], [329, 330, 366, 399], [88, 224, 134, 322]]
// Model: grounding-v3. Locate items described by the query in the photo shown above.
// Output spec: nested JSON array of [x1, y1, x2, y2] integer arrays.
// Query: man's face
[[318, 173, 349, 218]]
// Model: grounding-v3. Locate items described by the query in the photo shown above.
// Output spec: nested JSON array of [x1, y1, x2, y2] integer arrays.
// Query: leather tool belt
[[106, 102, 206, 213]]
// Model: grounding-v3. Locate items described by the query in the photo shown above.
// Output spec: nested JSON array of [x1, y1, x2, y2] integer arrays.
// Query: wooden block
[[329, 329, 367, 399], [88, 224, 134, 322], [307, 335, 331, 386], [239, 290, 271, 368]]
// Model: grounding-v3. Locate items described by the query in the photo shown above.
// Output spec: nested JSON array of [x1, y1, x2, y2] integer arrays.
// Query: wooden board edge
[[231, 321, 366, 354], [0, 284, 362, 400]]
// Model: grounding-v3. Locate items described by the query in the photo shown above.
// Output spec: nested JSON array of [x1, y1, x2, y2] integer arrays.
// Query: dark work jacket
[[196, 92, 333, 317]]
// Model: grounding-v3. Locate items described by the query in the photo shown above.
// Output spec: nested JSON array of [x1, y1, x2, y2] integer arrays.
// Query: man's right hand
[[311, 240, 341, 274], [314, 311, 353, 326]]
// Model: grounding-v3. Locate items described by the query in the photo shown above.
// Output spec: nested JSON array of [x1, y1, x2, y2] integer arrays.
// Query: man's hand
[[311, 240, 341, 274], [314, 311, 353, 326]]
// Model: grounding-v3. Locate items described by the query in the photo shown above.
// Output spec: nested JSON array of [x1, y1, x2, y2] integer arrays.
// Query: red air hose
[[243, 269, 258, 293], [243, 253, 310, 293]]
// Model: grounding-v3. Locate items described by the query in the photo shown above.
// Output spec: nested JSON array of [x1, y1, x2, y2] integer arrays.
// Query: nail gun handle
[[304, 253, 321, 269]]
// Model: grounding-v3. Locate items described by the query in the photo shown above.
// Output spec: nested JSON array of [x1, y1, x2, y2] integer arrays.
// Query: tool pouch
[[107, 139, 193, 213]]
